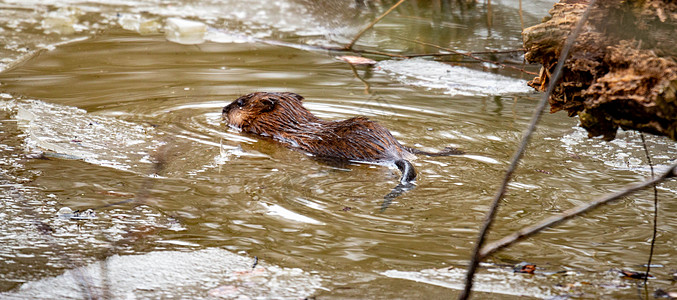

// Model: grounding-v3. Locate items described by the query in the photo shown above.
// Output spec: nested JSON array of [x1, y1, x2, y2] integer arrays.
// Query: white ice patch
[[205, 28, 256, 44], [383, 267, 555, 298], [118, 14, 161, 35], [377, 58, 532, 96], [561, 126, 677, 175], [5, 99, 160, 173], [3, 248, 322, 299], [41, 7, 82, 35]]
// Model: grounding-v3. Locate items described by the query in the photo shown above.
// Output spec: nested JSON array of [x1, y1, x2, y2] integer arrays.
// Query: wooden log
[[522, 0, 677, 141]]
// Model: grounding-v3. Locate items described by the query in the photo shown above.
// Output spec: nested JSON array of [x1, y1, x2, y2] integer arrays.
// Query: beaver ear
[[283, 92, 304, 102], [261, 97, 277, 112]]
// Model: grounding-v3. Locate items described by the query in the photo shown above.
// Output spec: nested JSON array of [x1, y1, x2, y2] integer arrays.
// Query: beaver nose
[[221, 105, 231, 121]]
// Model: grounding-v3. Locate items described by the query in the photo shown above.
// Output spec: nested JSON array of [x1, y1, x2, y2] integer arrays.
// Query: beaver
[[222, 92, 461, 185]]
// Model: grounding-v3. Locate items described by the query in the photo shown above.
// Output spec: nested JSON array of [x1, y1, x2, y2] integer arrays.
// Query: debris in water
[[619, 270, 652, 280], [654, 289, 677, 299], [535, 169, 553, 175], [35, 221, 55, 235], [57, 207, 96, 220]]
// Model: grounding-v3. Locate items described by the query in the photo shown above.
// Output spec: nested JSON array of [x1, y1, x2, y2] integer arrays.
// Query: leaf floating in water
[[337, 55, 376, 66], [514, 262, 536, 274], [619, 270, 652, 279]]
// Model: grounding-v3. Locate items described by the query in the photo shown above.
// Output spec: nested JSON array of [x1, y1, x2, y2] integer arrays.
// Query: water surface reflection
[[0, 1, 676, 298]]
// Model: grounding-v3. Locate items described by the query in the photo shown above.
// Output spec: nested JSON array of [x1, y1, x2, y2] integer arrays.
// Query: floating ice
[[5, 99, 160, 173], [118, 14, 161, 35], [383, 267, 555, 298], [205, 28, 256, 44], [377, 58, 532, 96], [561, 126, 677, 175], [164, 17, 207, 45], [41, 8, 82, 35], [3, 248, 322, 299]]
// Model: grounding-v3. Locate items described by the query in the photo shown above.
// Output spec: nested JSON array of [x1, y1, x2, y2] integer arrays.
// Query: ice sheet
[[377, 58, 532, 96]]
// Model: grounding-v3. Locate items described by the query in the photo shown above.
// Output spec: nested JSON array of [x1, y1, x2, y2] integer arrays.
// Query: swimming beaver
[[222, 92, 460, 184]]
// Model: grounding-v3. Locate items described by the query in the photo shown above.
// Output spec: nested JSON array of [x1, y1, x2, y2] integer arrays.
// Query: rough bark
[[523, 0, 677, 141]]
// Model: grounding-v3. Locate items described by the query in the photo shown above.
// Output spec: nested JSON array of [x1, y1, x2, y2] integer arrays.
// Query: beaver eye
[[236, 99, 246, 107]]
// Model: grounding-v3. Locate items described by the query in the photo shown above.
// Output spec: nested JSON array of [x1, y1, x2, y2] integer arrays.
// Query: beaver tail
[[394, 159, 416, 184]]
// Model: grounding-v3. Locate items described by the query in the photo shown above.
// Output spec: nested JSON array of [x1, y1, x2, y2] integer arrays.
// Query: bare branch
[[478, 161, 676, 260], [640, 133, 659, 287], [458, 1, 598, 299], [346, 0, 408, 50]]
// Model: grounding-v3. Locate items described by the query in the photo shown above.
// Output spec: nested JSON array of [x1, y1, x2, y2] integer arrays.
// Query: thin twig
[[263, 36, 524, 62], [324, 44, 523, 60], [320, 45, 409, 58], [353, 49, 409, 58], [458, 1, 597, 299], [405, 50, 525, 58], [478, 161, 676, 259], [640, 133, 658, 287], [518, 0, 524, 31], [396, 36, 538, 75], [346, 0, 408, 50], [347, 63, 372, 94], [466, 49, 525, 55]]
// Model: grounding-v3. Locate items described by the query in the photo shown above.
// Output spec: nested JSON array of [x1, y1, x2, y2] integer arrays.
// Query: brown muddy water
[[0, 0, 676, 299]]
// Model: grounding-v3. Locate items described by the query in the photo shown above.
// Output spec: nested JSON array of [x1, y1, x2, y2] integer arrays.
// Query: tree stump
[[523, 0, 677, 141]]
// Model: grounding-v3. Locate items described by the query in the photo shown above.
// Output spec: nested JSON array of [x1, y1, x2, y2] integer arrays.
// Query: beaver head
[[222, 92, 319, 136]]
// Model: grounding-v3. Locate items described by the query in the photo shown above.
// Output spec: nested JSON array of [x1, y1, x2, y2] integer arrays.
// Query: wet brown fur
[[222, 92, 415, 164]]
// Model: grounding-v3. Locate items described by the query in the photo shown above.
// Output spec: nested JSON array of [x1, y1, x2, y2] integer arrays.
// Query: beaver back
[[288, 117, 411, 162]]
